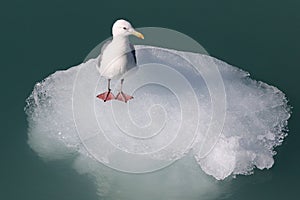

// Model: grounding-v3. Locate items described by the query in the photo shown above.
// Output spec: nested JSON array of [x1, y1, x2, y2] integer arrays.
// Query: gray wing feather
[[129, 43, 137, 65]]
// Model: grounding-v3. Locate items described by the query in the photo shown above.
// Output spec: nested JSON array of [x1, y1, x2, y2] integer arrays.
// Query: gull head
[[112, 19, 144, 39]]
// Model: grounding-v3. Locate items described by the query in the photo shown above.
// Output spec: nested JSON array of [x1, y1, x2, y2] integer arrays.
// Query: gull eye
[[123, 27, 127, 30]]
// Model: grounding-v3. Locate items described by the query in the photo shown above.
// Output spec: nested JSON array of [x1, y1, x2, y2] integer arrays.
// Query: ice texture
[[25, 45, 290, 192]]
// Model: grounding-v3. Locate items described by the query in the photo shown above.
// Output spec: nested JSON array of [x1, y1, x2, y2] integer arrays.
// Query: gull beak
[[132, 30, 144, 39]]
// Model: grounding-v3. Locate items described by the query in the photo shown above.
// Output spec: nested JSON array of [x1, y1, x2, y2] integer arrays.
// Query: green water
[[1, 0, 299, 199]]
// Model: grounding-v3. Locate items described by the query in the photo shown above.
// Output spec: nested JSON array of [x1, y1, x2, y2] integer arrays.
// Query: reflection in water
[[73, 154, 229, 200]]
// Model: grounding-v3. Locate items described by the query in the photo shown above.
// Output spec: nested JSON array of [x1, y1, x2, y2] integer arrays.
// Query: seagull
[[96, 19, 144, 103]]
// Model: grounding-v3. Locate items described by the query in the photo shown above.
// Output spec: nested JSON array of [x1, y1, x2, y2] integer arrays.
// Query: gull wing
[[129, 43, 137, 65]]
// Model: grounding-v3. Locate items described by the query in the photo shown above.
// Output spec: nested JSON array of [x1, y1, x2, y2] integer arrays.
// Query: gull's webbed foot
[[115, 92, 133, 103], [96, 90, 115, 102]]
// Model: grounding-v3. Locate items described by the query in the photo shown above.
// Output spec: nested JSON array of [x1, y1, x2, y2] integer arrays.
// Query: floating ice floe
[[25, 45, 290, 198]]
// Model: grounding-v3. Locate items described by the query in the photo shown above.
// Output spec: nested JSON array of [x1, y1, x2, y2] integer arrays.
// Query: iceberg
[[25, 45, 290, 198]]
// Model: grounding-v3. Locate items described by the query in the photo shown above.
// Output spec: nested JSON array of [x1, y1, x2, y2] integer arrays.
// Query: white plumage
[[97, 37, 136, 79], [96, 19, 144, 102]]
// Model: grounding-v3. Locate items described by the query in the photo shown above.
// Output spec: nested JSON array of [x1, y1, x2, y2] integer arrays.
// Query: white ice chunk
[[25, 45, 290, 194]]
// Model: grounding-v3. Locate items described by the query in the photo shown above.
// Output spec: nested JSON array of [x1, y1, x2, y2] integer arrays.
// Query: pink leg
[[96, 79, 115, 102], [115, 79, 133, 103]]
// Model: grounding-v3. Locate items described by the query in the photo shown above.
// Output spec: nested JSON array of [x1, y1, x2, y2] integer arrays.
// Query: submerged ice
[[25, 45, 290, 197]]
